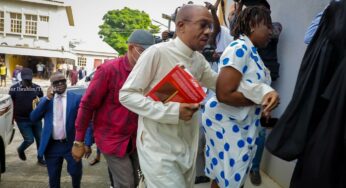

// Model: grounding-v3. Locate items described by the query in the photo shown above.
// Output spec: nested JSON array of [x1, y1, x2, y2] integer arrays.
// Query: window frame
[[0, 11, 4, 32], [39, 15, 49, 22], [10, 12, 22, 34], [77, 57, 87, 67], [25, 14, 38, 35]]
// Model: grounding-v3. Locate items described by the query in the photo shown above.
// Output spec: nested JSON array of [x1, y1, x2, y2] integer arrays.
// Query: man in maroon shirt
[[71, 29, 155, 188]]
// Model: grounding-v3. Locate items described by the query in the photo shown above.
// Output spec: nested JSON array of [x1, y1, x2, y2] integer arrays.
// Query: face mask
[[134, 46, 142, 55], [130, 47, 143, 63]]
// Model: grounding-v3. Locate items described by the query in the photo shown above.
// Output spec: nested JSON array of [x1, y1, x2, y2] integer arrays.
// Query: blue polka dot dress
[[202, 35, 272, 188]]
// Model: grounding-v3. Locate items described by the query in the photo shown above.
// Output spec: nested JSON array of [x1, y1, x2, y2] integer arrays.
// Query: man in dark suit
[[31, 72, 85, 188]]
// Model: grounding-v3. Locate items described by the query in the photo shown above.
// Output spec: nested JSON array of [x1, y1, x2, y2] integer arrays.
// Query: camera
[[161, 31, 175, 41], [202, 44, 218, 62], [168, 31, 174, 38]]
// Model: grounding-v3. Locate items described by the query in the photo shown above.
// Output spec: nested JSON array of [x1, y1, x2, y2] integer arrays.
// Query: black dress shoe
[[195, 176, 210, 184], [37, 158, 47, 166], [17, 148, 26, 161], [250, 170, 262, 186]]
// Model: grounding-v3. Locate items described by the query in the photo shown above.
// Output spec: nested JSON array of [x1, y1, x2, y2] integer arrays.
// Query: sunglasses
[[52, 79, 66, 86]]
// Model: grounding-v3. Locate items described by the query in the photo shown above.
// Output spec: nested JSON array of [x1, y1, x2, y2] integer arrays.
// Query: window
[[25, 14, 37, 35], [38, 15, 49, 37], [40, 16, 49, 22], [77, 57, 86, 67], [0, 11, 4, 32], [10, 13, 22, 33]]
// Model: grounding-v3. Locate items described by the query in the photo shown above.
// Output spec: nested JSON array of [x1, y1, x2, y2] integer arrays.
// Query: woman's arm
[[216, 66, 254, 106]]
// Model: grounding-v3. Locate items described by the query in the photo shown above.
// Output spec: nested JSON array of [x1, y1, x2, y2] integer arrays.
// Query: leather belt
[[52, 139, 67, 143]]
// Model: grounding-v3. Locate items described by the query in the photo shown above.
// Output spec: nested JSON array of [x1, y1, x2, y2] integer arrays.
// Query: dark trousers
[[17, 120, 43, 160], [45, 140, 82, 188]]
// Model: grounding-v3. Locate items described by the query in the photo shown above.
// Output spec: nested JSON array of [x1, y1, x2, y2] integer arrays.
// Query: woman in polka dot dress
[[202, 6, 280, 188]]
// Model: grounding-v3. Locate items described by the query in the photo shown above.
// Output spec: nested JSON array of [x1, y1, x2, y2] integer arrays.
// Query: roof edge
[[10, 0, 66, 7]]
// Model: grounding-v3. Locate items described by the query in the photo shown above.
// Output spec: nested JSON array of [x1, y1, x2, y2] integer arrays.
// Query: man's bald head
[[175, 4, 213, 51], [175, 5, 209, 31]]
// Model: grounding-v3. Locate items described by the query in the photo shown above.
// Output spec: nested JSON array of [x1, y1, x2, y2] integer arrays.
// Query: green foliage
[[98, 7, 160, 55]]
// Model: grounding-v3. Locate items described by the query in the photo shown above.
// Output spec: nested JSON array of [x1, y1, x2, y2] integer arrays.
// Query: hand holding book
[[146, 65, 206, 103], [179, 103, 200, 121]]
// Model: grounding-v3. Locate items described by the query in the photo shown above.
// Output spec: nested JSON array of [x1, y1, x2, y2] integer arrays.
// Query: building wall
[[0, 0, 72, 52], [262, 0, 329, 188], [76, 54, 115, 74], [1, 1, 116, 79]]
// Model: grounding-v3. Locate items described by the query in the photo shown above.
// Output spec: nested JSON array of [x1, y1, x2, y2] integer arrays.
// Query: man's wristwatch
[[73, 141, 84, 147]]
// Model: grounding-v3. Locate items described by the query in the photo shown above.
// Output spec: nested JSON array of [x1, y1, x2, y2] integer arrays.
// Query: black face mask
[[202, 45, 218, 62]]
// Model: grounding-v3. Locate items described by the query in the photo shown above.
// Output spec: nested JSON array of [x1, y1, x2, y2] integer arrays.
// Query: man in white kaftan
[[119, 5, 218, 188]]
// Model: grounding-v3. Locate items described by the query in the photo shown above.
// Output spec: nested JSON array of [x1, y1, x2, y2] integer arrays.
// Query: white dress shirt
[[53, 92, 66, 140]]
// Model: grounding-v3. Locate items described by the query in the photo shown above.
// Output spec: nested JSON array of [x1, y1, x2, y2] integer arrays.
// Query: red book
[[146, 65, 206, 103]]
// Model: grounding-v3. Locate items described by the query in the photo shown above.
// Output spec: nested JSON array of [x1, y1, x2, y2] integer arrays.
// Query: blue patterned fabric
[[202, 35, 271, 188]]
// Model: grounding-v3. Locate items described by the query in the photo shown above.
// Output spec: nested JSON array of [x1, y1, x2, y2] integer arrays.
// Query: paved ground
[[0, 126, 111, 188], [1, 78, 111, 187], [1, 128, 282, 188], [0, 78, 282, 188], [195, 172, 282, 188]]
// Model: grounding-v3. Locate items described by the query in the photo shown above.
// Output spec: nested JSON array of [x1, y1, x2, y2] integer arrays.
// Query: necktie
[[54, 95, 65, 139]]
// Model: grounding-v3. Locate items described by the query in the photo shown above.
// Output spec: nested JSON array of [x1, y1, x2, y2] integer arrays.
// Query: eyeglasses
[[52, 79, 66, 86], [183, 19, 214, 32]]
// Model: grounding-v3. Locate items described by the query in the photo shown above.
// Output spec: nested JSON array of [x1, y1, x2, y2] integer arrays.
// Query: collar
[[174, 37, 194, 57], [123, 54, 133, 72], [54, 91, 67, 99]]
